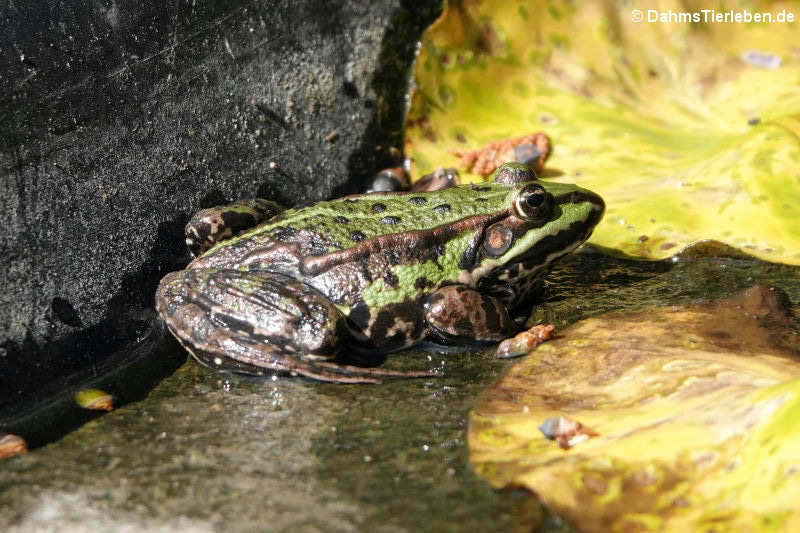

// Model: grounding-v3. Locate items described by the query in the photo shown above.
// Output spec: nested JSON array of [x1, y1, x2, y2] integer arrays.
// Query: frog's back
[[257, 185, 513, 250], [187, 185, 514, 306]]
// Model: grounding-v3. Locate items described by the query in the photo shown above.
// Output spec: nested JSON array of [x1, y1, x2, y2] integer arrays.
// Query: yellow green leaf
[[406, 0, 800, 264], [469, 285, 800, 531]]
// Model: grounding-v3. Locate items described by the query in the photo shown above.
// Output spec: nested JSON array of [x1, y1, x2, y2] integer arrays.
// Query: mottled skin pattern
[[156, 163, 605, 383], [185, 199, 284, 257]]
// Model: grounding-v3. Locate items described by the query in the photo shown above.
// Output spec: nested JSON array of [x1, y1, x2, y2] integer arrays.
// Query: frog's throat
[[298, 210, 511, 277]]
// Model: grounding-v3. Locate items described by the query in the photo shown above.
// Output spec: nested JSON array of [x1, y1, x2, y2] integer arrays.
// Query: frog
[[155, 163, 605, 383]]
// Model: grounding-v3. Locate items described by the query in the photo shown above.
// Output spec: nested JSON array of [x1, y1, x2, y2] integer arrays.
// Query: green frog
[[155, 163, 604, 383]]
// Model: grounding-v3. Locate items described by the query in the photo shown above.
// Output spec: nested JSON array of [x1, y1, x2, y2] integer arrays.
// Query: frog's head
[[467, 163, 605, 305]]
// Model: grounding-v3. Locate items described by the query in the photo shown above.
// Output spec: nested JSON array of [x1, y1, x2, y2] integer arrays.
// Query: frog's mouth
[[477, 216, 599, 297], [510, 222, 594, 271]]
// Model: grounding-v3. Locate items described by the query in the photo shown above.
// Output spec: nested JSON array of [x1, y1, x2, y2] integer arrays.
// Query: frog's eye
[[514, 184, 553, 222]]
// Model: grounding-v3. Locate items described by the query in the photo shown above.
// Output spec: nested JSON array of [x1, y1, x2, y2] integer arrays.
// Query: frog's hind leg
[[185, 199, 285, 257], [156, 269, 435, 384]]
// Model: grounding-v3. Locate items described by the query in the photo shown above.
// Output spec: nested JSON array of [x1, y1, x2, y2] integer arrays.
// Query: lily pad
[[405, 0, 800, 264], [469, 285, 800, 531]]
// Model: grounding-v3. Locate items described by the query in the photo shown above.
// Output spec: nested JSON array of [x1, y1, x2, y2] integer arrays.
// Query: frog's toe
[[312, 362, 440, 382], [193, 338, 388, 384]]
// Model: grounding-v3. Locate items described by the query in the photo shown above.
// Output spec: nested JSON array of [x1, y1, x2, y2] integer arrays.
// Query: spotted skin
[[185, 199, 284, 257], [156, 163, 605, 383]]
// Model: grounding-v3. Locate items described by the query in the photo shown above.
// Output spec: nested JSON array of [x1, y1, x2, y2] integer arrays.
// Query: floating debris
[[538, 416, 599, 450], [496, 324, 555, 358], [453, 133, 551, 176], [75, 388, 115, 411], [224, 37, 236, 60], [0, 433, 28, 459], [741, 50, 781, 70]]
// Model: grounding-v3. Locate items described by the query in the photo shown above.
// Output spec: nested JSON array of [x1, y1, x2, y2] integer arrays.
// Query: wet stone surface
[[0, 349, 518, 532]]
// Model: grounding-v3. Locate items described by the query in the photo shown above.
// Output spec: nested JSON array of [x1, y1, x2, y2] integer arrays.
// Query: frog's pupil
[[514, 185, 552, 221], [526, 194, 544, 207]]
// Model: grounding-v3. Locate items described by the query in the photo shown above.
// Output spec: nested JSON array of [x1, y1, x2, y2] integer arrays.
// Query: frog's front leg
[[423, 285, 517, 343], [185, 199, 285, 257], [156, 269, 434, 383]]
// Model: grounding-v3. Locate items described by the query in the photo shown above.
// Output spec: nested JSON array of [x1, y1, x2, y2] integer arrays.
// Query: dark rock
[[0, 0, 442, 411]]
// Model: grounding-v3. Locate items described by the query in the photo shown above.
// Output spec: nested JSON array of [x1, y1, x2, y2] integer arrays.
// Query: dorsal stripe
[[300, 210, 510, 276]]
